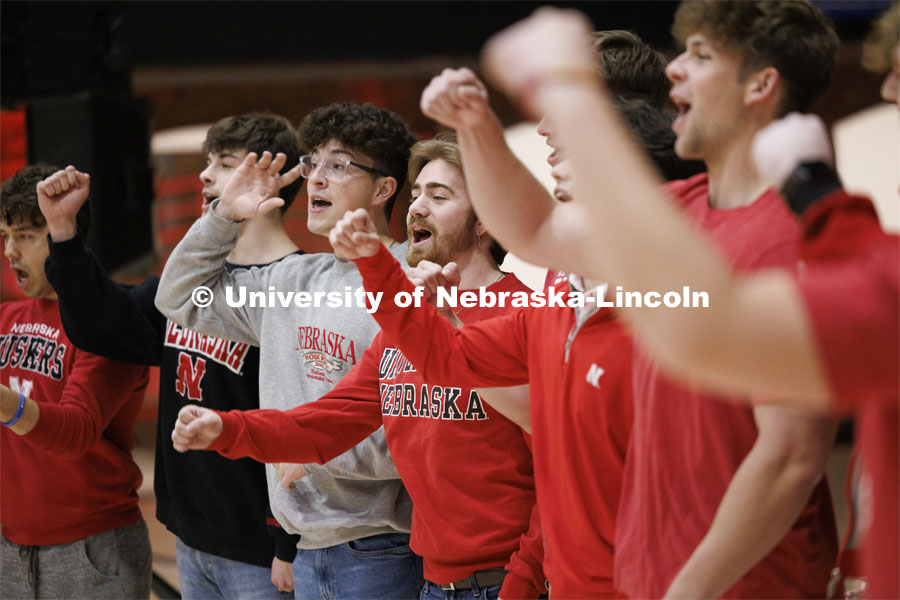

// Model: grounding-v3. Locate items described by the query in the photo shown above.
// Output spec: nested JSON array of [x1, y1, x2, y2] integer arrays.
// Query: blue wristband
[[1, 393, 26, 427]]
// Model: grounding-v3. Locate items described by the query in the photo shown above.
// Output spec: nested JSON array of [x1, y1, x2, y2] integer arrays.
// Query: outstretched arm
[[331, 209, 532, 390], [1, 354, 146, 457], [172, 338, 403, 482], [39, 166, 165, 365], [481, 9, 833, 407]]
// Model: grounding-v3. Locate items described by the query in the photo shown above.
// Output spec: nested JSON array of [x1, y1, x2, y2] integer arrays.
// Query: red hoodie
[[351, 246, 634, 598], [211, 271, 546, 598]]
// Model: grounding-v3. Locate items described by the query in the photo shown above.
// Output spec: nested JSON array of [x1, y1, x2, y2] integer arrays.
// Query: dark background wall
[[1, 0, 894, 272]]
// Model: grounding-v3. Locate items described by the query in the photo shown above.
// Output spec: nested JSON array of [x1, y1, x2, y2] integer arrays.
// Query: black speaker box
[[26, 93, 154, 273]]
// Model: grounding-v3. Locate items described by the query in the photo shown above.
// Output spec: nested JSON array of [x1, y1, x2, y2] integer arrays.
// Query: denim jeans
[[420, 579, 501, 600], [176, 538, 293, 600], [291, 532, 423, 600]]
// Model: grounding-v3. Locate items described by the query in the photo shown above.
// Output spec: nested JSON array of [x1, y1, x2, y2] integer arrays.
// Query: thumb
[[257, 198, 285, 216], [443, 262, 461, 286]]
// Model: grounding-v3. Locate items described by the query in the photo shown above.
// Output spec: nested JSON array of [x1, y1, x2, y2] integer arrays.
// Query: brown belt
[[438, 568, 507, 591]]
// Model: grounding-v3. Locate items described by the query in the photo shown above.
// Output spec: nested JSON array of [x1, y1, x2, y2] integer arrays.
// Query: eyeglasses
[[298, 155, 389, 182]]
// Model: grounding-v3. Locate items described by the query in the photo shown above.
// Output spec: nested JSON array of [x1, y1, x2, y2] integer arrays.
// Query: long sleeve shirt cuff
[[203, 199, 243, 245], [273, 531, 299, 563], [47, 232, 86, 259], [208, 410, 243, 453], [499, 571, 545, 599]]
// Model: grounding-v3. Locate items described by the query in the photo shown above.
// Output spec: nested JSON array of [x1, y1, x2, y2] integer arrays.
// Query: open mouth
[[309, 196, 332, 212], [201, 191, 216, 210], [12, 267, 28, 288], [671, 98, 691, 133], [409, 225, 433, 248]]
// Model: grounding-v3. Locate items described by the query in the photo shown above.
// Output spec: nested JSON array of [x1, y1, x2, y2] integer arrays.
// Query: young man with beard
[[478, 4, 900, 596], [169, 135, 547, 599], [466, 2, 843, 597], [155, 103, 422, 598], [0, 165, 151, 599], [362, 30, 691, 598], [37, 113, 306, 598]]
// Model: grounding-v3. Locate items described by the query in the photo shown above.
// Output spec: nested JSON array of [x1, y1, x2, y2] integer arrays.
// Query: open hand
[[218, 152, 302, 221]]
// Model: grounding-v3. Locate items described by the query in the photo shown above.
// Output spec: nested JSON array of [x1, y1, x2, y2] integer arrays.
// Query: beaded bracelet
[[1, 392, 26, 427]]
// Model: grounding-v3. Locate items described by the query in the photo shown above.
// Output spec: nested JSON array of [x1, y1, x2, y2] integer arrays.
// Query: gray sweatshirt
[[155, 205, 412, 549]]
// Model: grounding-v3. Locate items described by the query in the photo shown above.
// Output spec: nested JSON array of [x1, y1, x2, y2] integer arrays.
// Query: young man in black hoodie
[[38, 113, 304, 598]]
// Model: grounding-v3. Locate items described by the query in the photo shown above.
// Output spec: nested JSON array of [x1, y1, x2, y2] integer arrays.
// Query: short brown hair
[[672, 0, 839, 114], [203, 112, 303, 212], [408, 131, 462, 185], [408, 132, 507, 266], [1, 163, 90, 241], [862, 3, 899, 73], [593, 30, 670, 107]]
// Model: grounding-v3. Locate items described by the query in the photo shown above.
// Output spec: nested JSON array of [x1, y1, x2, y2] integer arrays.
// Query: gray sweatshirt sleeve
[[154, 204, 261, 346]]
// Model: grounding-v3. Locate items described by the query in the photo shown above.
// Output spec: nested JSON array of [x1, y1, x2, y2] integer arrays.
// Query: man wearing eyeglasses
[[156, 103, 422, 598]]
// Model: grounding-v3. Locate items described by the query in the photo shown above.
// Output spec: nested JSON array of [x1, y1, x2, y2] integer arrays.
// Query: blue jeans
[[420, 580, 501, 600], [291, 533, 423, 600], [176, 538, 292, 600]]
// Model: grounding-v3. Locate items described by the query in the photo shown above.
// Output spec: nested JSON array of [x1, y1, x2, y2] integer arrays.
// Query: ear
[[475, 219, 487, 237], [744, 66, 780, 109], [370, 176, 398, 208]]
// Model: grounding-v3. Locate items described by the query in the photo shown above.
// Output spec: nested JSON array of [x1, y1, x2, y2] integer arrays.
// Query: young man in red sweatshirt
[[479, 5, 899, 595], [425, 2, 842, 597], [0, 164, 151, 598], [173, 132, 635, 596], [170, 135, 547, 599]]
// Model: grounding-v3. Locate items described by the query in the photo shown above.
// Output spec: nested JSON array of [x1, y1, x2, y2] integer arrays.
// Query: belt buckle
[[439, 582, 457, 591]]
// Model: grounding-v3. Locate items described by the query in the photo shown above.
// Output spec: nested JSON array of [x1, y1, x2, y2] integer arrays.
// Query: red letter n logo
[[175, 352, 207, 401]]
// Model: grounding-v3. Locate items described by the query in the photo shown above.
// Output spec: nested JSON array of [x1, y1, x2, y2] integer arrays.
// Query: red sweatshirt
[[0, 298, 148, 545], [796, 192, 899, 598], [211, 271, 546, 598], [616, 174, 838, 598], [352, 247, 634, 598]]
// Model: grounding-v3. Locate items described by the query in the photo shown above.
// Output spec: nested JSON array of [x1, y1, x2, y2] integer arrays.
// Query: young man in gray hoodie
[[155, 103, 421, 598]]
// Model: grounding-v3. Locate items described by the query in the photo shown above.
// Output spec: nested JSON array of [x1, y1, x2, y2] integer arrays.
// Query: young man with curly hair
[[170, 134, 549, 600], [155, 103, 422, 598]]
